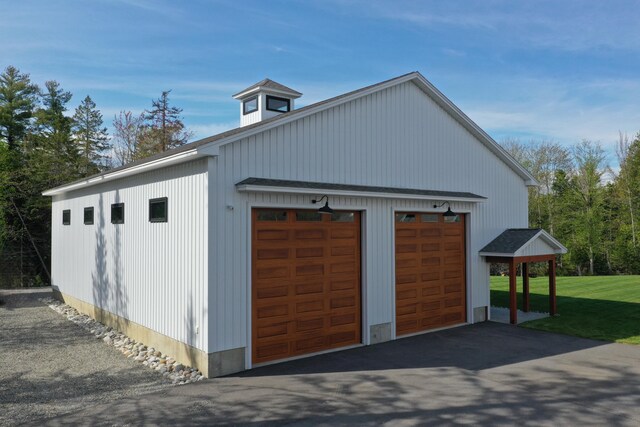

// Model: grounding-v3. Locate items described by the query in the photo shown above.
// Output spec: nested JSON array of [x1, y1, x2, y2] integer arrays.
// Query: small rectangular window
[[149, 197, 168, 223], [421, 214, 438, 223], [243, 96, 258, 115], [266, 95, 290, 113], [257, 210, 287, 221], [331, 212, 355, 222], [296, 211, 322, 222], [111, 203, 124, 224], [62, 210, 71, 225], [444, 214, 461, 223], [395, 213, 416, 223], [84, 207, 94, 225]]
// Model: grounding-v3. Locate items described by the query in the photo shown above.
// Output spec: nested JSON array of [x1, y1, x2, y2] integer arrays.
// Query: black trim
[[265, 95, 290, 113], [84, 207, 94, 225], [149, 197, 168, 223], [243, 96, 258, 115], [62, 209, 71, 225], [111, 203, 125, 224]]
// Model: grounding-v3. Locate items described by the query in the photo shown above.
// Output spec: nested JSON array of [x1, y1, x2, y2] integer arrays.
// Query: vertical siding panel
[[51, 159, 209, 351]]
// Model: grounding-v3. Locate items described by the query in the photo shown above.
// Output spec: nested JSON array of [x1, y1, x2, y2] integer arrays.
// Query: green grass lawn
[[490, 275, 640, 345]]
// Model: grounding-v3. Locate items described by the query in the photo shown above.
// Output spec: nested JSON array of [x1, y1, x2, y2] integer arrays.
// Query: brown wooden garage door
[[395, 212, 466, 336], [252, 209, 361, 364]]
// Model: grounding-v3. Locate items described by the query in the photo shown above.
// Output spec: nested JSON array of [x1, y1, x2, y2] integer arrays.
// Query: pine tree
[[72, 95, 110, 173], [136, 90, 192, 158], [0, 66, 39, 150], [31, 81, 82, 180]]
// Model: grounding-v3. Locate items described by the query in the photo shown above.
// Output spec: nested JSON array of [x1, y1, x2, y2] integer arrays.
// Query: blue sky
[[2, 0, 639, 163]]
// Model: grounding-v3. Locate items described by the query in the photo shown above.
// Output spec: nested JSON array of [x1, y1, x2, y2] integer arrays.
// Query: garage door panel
[[256, 266, 290, 279], [396, 258, 418, 269], [331, 246, 355, 256], [421, 243, 441, 252], [396, 273, 418, 284], [294, 282, 324, 295], [330, 261, 356, 274], [420, 228, 442, 237], [329, 279, 356, 291], [295, 317, 325, 332], [395, 212, 466, 336], [295, 264, 325, 276], [330, 313, 356, 327], [421, 256, 441, 266], [257, 322, 289, 339], [296, 247, 325, 258], [256, 285, 290, 299], [256, 304, 289, 319], [295, 229, 326, 240], [256, 342, 290, 360], [421, 286, 442, 298], [253, 209, 361, 364], [295, 299, 324, 314], [256, 230, 290, 241], [421, 271, 440, 282], [256, 248, 290, 260]]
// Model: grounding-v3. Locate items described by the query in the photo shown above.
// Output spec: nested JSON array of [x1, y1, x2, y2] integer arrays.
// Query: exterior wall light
[[433, 201, 458, 222], [312, 195, 334, 215]]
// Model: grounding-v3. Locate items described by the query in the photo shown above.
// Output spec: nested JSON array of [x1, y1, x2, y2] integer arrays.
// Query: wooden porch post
[[548, 258, 557, 316], [522, 262, 530, 312], [509, 259, 517, 324]]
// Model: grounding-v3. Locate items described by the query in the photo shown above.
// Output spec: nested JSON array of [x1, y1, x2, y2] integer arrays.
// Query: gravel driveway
[[0, 288, 169, 426]]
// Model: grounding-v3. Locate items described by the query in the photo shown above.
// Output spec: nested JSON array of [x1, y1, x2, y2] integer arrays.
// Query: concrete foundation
[[474, 306, 488, 322], [52, 289, 243, 378], [208, 347, 246, 377], [369, 322, 392, 344]]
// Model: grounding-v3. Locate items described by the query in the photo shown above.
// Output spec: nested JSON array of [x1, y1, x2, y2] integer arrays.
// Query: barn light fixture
[[312, 195, 334, 215], [433, 201, 458, 221]]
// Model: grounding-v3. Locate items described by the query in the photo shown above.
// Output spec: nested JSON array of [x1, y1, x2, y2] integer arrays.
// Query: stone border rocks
[[40, 297, 205, 385]]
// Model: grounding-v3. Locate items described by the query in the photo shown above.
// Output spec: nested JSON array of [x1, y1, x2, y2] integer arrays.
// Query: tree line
[[502, 136, 640, 276], [0, 65, 191, 287], [1, 64, 639, 287]]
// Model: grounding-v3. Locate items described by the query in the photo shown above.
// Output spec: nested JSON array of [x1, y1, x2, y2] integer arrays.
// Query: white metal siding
[[209, 81, 528, 354], [516, 238, 556, 258], [51, 159, 208, 351]]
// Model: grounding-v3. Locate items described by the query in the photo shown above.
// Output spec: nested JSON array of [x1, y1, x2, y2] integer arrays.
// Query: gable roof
[[479, 228, 568, 257], [233, 78, 302, 99], [44, 71, 537, 196]]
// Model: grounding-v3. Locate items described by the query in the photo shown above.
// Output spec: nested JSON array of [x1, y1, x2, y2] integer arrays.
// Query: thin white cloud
[[189, 121, 239, 140]]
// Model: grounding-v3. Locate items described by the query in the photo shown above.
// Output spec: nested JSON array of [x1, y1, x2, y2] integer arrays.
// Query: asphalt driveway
[[48, 320, 640, 426]]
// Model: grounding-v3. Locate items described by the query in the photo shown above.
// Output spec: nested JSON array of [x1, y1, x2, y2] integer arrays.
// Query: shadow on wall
[[185, 293, 198, 367], [91, 191, 129, 330], [182, 292, 209, 372]]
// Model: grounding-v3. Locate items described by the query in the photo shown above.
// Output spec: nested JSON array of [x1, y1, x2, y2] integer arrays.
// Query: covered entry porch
[[480, 229, 568, 324]]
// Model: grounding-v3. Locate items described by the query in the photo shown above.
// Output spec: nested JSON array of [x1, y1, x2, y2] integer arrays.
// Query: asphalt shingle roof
[[236, 177, 486, 200], [233, 78, 302, 98], [480, 228, 542, 254]]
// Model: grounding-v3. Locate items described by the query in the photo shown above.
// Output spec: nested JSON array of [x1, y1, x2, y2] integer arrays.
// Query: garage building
[[44, 72, 565, 377]]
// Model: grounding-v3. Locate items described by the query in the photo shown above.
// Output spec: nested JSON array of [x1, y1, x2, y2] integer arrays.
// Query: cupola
[[233, 78, 302, 127]]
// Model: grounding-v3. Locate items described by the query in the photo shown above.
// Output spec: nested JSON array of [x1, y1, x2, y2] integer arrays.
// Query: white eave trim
[[236, 184, 486, 203], [233, 87, 301, 100], [478, 252, 517, 257], [43, 146, 218, 196]]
